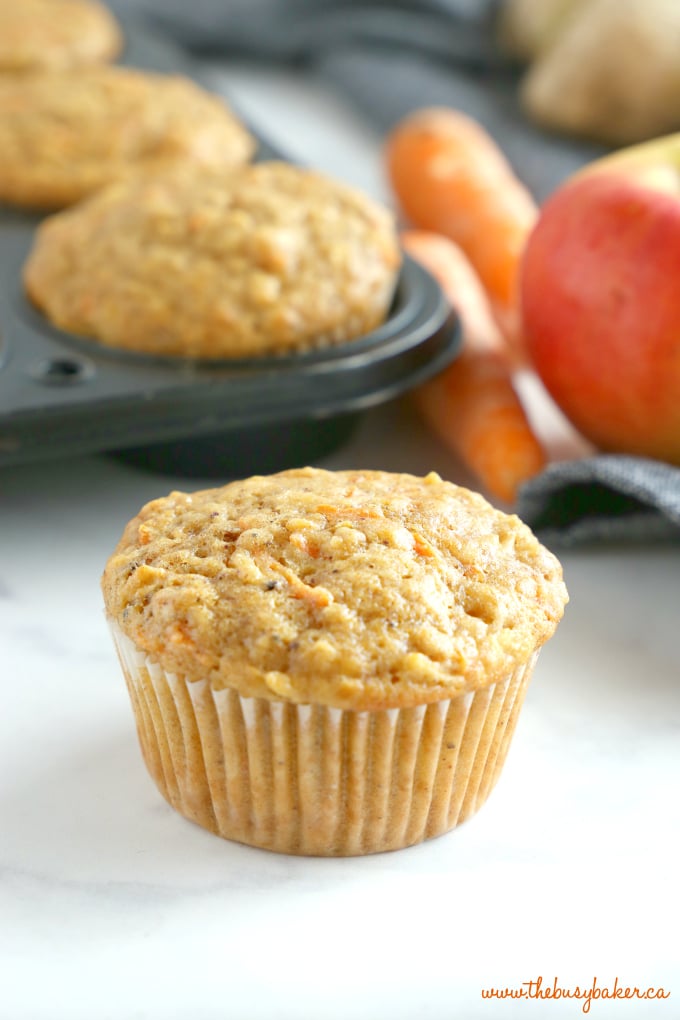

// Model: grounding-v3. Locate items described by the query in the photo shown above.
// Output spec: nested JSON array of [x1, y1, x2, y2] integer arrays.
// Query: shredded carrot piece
[[167, 623, 194, 646], [411, 532, 436, 557], [289, 532, 321, 558], [315, 504, 383, 520], [262, 554, 332, 608]]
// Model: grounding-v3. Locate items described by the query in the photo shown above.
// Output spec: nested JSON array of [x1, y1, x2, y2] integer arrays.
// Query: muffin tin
[[0, 24, 461, 476]]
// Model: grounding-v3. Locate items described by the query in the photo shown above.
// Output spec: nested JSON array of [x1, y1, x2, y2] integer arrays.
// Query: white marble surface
[[2, 61, 680, 1020]]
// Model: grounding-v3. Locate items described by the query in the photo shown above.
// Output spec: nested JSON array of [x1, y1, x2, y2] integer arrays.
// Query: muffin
[[0, 66, 255, 210], [102, 467, 568, 856], [24, 161, 401, 358], [0, 0, 122, 73]]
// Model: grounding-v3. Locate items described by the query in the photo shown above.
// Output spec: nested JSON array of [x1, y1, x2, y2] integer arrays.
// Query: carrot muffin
[[0, 66, 255, 210], [0, 0, 122, 73], [24, 161, 401, 358], [102, 467, 568, 856]]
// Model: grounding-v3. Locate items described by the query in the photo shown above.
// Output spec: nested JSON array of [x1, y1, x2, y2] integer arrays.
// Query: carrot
[[402, 230, 546, 504], [385, 108, 538, 359]]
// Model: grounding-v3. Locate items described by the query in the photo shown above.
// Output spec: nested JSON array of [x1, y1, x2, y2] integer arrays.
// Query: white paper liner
[[110, 623, 538, 856]]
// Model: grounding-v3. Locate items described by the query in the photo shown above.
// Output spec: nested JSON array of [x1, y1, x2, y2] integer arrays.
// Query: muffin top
[[0, 0, 122, 72], [24, 161, 401, 358], [0, 66, 255, 209], [102, 468, 568, 710]]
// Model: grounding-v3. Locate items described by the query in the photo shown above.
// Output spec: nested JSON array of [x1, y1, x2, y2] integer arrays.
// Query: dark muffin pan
[[0, 25, 461, 476]]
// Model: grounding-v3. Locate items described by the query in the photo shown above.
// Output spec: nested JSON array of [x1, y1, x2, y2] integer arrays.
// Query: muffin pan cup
[[112, 623, 538, 856], [0, 24, 461, 475]]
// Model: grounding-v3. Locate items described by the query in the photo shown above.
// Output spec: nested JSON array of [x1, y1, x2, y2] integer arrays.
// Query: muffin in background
[[0, 0, 123, 73], [24, 161, 402, 358], [102, 467, 568, 856], [0, 66, 256, 210]]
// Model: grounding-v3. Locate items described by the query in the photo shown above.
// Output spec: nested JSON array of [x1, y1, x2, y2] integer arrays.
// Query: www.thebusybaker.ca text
[[481, 975, 670, 1014]]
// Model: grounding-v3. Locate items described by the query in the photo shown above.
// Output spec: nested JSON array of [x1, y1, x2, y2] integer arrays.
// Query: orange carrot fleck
[[315, 504, 383, 520], [167, 623, 194, 647], [385, 107, 537, 358], [401, 230, 546, 504], [289, 532, 321, 558], [411, 532, 436, 557], [263, 554, 332, 608]]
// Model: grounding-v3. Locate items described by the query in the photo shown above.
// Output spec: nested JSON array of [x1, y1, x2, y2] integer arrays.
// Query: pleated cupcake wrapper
[[111, 623, 538, 856]]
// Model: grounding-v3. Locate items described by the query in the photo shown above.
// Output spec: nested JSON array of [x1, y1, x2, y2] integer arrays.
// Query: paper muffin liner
[[110, 623, 538, 856]]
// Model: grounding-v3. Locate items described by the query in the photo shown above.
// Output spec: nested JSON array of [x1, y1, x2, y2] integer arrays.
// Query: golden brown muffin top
[[0, 0, 122, 72], [0, 66, 255, 209], [102, 468, 568, 710], [24, 160, 401, 358]]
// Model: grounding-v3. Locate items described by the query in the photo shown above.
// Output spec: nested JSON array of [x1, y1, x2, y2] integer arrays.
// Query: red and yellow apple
[[520, 136, 680, 464]]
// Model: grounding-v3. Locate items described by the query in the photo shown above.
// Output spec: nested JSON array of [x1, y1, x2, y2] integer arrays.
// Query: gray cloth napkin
[[517, 457, 680, 547], [112, 0, 680, 545]]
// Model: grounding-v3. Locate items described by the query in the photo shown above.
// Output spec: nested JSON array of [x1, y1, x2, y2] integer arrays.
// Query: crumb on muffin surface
[[102, 468, 568, 710], [24, 160, 401, 358]]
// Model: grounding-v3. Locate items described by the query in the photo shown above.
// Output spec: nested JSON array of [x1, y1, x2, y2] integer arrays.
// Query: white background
[[1, 60, 679, 1020]]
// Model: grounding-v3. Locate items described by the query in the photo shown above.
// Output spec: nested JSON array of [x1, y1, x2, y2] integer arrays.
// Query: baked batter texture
[[103, 469, 567, 855], [25, 161, 401, 357], [0, 66, 255, 209], [0, 0, 122, 72]]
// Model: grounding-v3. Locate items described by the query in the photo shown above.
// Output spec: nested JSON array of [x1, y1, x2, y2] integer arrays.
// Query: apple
[[520, 140, 680, 465]]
